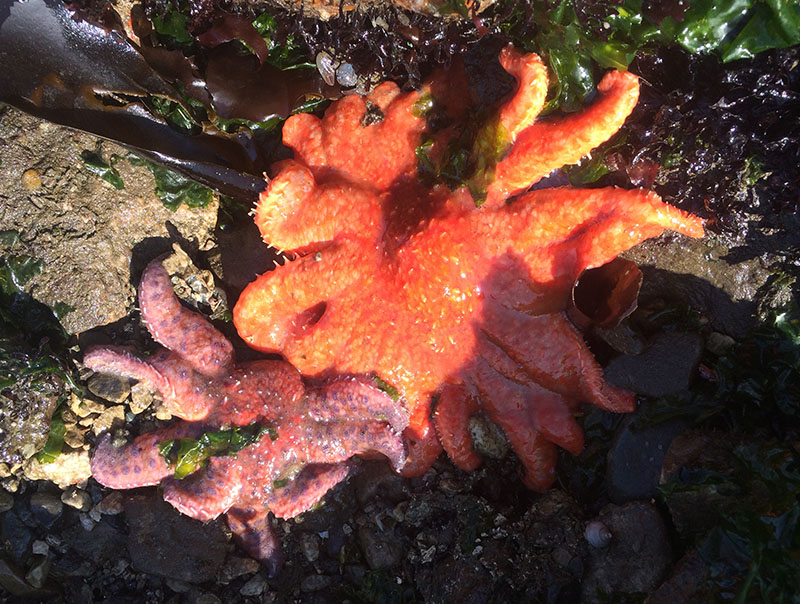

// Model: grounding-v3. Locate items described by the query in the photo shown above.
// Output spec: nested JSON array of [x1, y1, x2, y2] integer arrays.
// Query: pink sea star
[[85, 259, 408, 572]]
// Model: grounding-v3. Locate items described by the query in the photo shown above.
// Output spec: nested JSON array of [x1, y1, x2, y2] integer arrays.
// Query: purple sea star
[[85, 259, 407, 572]]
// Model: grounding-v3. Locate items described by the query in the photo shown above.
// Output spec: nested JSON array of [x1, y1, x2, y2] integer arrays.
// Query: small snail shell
[[585, 520, 612, 548]]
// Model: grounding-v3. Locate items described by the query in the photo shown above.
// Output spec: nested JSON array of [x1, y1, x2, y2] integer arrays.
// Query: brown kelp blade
[[0, 0, 267, 200]]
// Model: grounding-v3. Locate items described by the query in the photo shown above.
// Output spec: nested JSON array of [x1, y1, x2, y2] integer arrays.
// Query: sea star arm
[[473, 358, 579, 491], [226, 506, 283, 576], [297, 421, 407, 473], [494, 187, 704, 278], [304, 378, 410, 434], [483, 69, 640, 206], [138, 260, 234, 377], [83, 346, 170, 397], [254, 160, 383, 252], [433, 384, 482, 471], [90, 422, 204, 489], [480, 304, 635, 413], [162, 457, 243, 522], [84, 346, 218, 421], [234, 243, 364, 370], [266, 461, 353, 519]]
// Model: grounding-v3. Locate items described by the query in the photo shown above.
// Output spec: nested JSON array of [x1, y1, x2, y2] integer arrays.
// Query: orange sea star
[[233, 45, 704, 490]]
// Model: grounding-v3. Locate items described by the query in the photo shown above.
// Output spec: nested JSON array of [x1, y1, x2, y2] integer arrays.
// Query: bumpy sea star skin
[[85, 260, 408, 571], [233, 45, 705, 490]]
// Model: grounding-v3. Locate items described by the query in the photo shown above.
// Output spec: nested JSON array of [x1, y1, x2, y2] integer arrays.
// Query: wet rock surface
[[123, 495, 228, 584], [606, 405, 687, 503], [581, 502, 673, 602], [0, 107, 218, 334], [605, 331, 703, 397]]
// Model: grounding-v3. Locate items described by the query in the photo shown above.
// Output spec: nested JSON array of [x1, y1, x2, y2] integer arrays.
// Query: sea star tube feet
[[233, 44, 705, 490], [85, 259, 408, 570]]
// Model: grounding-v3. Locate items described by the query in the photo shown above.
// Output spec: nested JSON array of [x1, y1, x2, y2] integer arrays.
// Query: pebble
[[88, 373, 131, 404], [469, 415, 509, 460], [299, 574, 332, 593], [63, 424, 87, 449], [218, 557, 260, 584], [92, 405, 126, 435], [336, 63, 358, 87], [358, 525, 404, 570], [239, 573, 268, 597], [129, 382, 154, 414], [154, 405, 173, 421], [24, 557, 50, 589], [93, 491, 125, 515], [31, 541, 49, 556], [301, 533, 320, 562], [69, 394, 106, 418], [3, 477, 20, 493], [705, 331, 736, 356], [61, 487, 92, 512], [78, 513, 96, 532], [23, 450, 92, 489], [0, 490, 14, 512], [21, 168, 42, 191], [30, 491, 63, 525]]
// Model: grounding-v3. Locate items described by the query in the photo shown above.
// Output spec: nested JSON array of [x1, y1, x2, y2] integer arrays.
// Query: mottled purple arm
[[162, 457, 242, 522], [266, 461, 353, 519], [305, 377, 410, 434], [138, 260, 234, 378], [90, 422, 203, 489], [293, 420, 407, 472], [83, 347, 169, 398], [226, 506, 283, 577]]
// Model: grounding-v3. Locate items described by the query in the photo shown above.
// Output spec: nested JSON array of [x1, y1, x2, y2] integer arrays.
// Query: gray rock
[[624, 235, 772, 338], [300, 533, 320, 562], [0, 559, 47, 598], [29, 491, 63, 527], [218, 556, 260, 584], [61, 487, 92, 512], [581, 502, 673, 602], [124, 495, 227, 584], [61, 518, 126, 566], [607, 405, 687, 503], [87, 373, 131, 404], [648, 549, 709, 604], [0, 109, 218, 334], [1, 509, 33, 562], [24, 556, 50, 589], [605, 331, 703, 397], [299, 573, 333, 593], [353, 461, 409, 505], [0, 491, 14, 513], [239, 572, 268, 597], [358, 525, 404, 570]]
